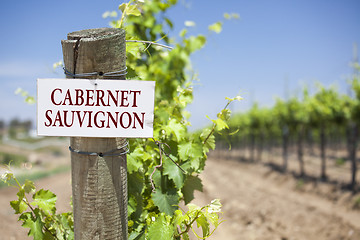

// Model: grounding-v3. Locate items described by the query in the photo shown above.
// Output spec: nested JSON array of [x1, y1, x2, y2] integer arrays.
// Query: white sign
[[37, 79, 155, 138]]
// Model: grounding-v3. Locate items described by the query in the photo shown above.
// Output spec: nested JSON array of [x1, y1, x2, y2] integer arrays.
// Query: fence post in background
[[61, 28, 128, 240]]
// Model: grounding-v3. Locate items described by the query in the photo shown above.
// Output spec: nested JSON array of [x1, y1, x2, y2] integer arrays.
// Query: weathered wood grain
[[62, 28, 127, 240]]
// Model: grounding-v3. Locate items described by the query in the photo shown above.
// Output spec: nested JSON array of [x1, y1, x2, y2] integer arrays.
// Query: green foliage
[[225, 81, 358, 151], [4, 0, 241, 239], [15, 88, 35, 105], [1, 169, 74, 240], [109, 0, 240, 238]]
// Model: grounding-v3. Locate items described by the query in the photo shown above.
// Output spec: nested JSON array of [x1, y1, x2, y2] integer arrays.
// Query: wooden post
[[61, 28, 127, 240]]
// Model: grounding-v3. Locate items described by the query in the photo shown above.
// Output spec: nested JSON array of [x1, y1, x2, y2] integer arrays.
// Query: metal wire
[[69, 140, 129, 157], [63, 67, 127, 78]]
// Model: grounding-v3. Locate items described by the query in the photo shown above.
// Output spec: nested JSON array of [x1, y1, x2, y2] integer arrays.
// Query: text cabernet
[[44, 88, 146, 129]]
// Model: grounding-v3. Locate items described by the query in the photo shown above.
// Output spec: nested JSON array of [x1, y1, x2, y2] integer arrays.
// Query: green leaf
[[129, 231, 145, 240], [10, 199, 28, 214], [226, 95, 243, 102], [128, 147, 150, 173], [196, 213, 210, 237], [164, 119, 186, 141], [152, 189, 179, 215], [24, 179, 35, 194], [217, 109, 231, 121], [182, 232, 190, 240], [212, 118, 229, 131], [200, 128, 215, 152], [20, 210, 46, 239], [208, 22, 223, 33], [31, 189, 57, 214], [163, 157, 185, 189], [179, 29, 187, 38], [126, 5, 141, 16], [119, 3, 126, 12], [181, 175, 203, 205], [185, 35, 206, 53], [147, 213, 173, 240], [208, 199, 222, 213], [174, 209, 188, 226], [178, 141, 203, 160]]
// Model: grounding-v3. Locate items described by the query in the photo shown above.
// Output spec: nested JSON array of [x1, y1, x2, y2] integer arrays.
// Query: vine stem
[[203, 101, 232, 145], [176, 207, 205, 237], [126, 40, 173, 50], [13, 177, 59, 240], [119, 0, 134, 28]]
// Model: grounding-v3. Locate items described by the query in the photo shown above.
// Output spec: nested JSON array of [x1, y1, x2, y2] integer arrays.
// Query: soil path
[[1, 155, 360, 239], [192, 156, 360, 240]]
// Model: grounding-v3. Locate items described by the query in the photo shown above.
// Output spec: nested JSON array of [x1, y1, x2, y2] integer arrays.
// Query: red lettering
[[106, 111, 118, 128], [44, 110, 52, 127], [87, 111, 93, 127], [75, 89, 84, 105], [107, 90, 119, 106], [132, 112, 145, 129], [86, 90, 95, 106], [52, 111, 64, 127], [63, 111, 75, 127], [51, 88, 62, 105], [75, 111, 86, 127], [119, 112, 131, 128], [94, 111, 105, 128], [130, 90, 141, 107], [96, 90, 108, 106], [120, 91, 129, 107], [62, 89, 73, 105]]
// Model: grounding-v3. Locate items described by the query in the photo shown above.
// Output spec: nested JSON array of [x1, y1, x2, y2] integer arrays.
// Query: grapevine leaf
[[212, 118, 229, 131], [178, 141, 203, 160], [128, 172, 144, 194], [208, 199, 222, 213], [10, 199, 28, 214], [185, 35, 206, 53], [128, 147, 150, 173], [24, 179, 35, 194], [181, 175, 203, 205], [147, 213, 173, 240], [128, 172, 144, 219], [179, 29, 187, 38], [119, 3, 126, 12], [208, 22, 223, 33], [196, 213, 210, 237], [182, 232, 190, 240], [20, 210, 46, 239], [31, 189, 57, 214], [217, 109, 231, 121], [152, 189, 179, 215], [200, 129, 216, 152], [174, 209, 188, 226], [164, 119, 186, 141], [163, 157, 185, 189], [225, 95, 243, 102], [126, 5, 141, 16], [129, 231, 145, 240], [128, 196, 137, 216]]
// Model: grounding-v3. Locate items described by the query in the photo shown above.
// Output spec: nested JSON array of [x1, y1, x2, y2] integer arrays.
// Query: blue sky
[[1, 0, 359, 130]]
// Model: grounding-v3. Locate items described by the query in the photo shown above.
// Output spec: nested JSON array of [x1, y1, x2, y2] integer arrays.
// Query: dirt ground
[[192, 152, 360, 240], [1, 149, 360, 239]]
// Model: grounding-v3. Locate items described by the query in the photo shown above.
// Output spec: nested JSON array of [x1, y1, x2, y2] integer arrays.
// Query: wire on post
[[69, 140, 129, 157]]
